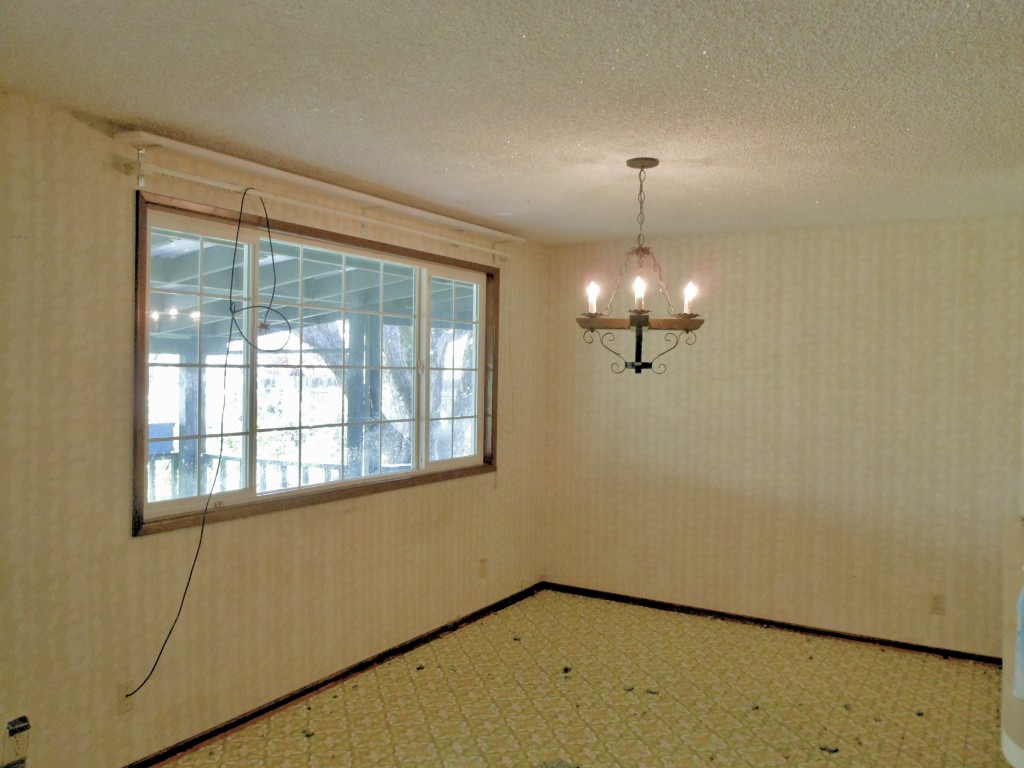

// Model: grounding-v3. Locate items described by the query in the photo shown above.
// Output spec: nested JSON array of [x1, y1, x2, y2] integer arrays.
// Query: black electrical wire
[[126, 187, 284, 698], [229, 194, 292, 353]]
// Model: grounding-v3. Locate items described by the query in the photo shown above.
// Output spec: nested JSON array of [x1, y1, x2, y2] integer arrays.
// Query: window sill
[[133, 462, 495, 536]]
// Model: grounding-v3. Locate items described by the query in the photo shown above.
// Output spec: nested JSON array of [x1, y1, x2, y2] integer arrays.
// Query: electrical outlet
[[479, 557, 488, 579], [928, 593, 946, 616], [116, 682, 135, 714]]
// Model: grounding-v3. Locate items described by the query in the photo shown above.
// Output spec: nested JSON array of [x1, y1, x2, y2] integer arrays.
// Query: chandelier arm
[[647, 331, 685, 374], [583, 328, 627, 373]]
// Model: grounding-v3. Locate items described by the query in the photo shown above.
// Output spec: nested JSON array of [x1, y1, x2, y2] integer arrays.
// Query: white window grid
[[143, 210, 485, 520]]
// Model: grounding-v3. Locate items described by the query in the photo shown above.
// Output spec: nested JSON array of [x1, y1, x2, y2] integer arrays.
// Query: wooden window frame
[[133, 191, 498, 536]]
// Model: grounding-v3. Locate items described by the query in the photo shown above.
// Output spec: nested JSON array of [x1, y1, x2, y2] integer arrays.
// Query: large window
[[134, 193, 497, 534]]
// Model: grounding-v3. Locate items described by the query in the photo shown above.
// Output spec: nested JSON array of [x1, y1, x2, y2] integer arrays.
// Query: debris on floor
[[153, 590, 1001, 767]]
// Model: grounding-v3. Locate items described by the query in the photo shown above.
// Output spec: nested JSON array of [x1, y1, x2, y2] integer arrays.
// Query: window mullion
[[296, 243, 304, 487], [245, 230, 260, 498], [196, 239, 206, 499], [417, 267, 429, 471]]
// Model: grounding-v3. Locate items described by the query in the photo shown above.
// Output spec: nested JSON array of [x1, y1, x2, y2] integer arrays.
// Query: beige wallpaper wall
[[545, 214, 1023, 658], [0, 91, 548, 768], [3, 88, 1022, 768]]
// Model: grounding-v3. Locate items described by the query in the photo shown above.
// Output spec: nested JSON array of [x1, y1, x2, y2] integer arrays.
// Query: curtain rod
[[116, 131, 524, 257]]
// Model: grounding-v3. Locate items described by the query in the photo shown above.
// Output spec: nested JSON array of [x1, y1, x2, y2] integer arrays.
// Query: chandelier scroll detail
[[576, 158, 705, 374]]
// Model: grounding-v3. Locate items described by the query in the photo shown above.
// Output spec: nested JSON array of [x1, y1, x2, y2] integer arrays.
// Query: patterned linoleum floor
[[162, 590, 1002, 767]]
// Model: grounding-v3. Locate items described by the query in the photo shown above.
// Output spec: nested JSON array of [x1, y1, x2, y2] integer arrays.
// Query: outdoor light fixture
[[576, 158, 705, 374]]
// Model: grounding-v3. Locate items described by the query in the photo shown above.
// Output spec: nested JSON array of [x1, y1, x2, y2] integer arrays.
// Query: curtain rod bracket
[[136, 147, 146, 188]]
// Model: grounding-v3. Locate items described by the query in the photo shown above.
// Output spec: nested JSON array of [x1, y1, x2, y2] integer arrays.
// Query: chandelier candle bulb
[[683, 282, 698, 315], [586, 281, 600, 314], [633, 276, 646, 311]]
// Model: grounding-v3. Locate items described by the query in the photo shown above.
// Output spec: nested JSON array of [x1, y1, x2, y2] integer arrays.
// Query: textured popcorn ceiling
[[1, 1, 1022, 243]]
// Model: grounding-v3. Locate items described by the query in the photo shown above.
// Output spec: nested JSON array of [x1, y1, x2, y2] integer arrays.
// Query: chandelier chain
[[636, 167, 646, 248], [601, 250, 631, 315], [650, 253, 680, 315]]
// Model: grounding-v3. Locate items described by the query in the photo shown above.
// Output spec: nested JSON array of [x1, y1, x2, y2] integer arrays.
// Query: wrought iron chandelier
[[576, 158, 705, 374]]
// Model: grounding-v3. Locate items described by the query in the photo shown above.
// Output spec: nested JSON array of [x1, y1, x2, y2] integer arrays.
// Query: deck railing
[[147, 453, 409, 501]]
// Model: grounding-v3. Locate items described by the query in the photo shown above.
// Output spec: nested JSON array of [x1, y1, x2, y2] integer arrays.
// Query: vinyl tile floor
[[162, 590, 1002, 767]]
